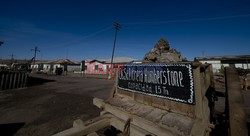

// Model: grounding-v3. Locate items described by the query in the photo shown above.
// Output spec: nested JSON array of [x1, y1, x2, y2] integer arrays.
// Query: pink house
[[84, 58, 139, 75]]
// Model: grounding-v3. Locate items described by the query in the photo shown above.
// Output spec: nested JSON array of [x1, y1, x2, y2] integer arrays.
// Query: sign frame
[[117, 63, 195, 104]]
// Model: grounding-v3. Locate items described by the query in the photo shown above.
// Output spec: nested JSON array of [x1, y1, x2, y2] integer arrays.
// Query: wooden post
[[24, 74, 28, 87], [20, 73, 24, 87], [13, 73, 17, 89], [245, 78, 248, 91], [17, 73, 21, 88], [22, 73, 27, 87], [9, 73, 13, 89], [225, 67, 248, 136], [21, 73, 24, 87], [1, 74, 5, 90], [193, 66, 203, 119], [4, 73, 9, 90]]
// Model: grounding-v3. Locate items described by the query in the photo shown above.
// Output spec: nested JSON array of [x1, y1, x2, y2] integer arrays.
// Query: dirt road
[[0, 74, 114, 136]]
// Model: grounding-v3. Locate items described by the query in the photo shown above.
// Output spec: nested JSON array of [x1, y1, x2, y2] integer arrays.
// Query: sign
[[118, 64, 194, 104]]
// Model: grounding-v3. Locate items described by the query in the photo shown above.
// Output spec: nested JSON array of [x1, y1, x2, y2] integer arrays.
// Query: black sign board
[[118, 64, 195, 104]]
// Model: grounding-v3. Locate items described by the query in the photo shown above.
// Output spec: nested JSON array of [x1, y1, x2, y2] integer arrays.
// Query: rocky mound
[[143, 38, 187, 63]]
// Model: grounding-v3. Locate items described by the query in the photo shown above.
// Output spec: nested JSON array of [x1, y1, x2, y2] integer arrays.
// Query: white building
[[31, 59, 80, 73], [195, 55, 250, 73]]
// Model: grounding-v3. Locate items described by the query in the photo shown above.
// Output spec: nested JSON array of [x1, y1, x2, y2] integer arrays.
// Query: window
[[95, 65, 98, 70]]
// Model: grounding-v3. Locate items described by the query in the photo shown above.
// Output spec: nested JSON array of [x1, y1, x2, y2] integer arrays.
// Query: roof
[[85, 57, 138, 64], [35, 59, 79, 65], [195, 55, 250, 61], [0, 59, 80, 65], [0, 59, 30, 64]]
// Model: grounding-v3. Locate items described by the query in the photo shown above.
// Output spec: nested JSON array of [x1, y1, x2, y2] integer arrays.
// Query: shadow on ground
[[0, 122, 25, 136], [27, 76, 55, 87]]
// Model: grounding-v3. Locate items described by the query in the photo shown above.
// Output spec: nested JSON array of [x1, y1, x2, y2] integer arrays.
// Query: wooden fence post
[[1, 74, 5, 90], [4, 74, 9, 90], [20, 73, 24, 87], [13, 73, 17, 89], [9, 73, 13, 89], [24, 73, 28, 87], [17, 73, 21, 88]]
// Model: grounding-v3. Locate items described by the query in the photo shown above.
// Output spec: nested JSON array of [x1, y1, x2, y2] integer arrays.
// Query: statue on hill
[[143, 38, 187, 63]]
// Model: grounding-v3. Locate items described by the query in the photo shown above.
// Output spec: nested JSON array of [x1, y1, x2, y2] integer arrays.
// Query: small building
[[82, 57, 140, 75], [0, 59, 31, 70], [31, 59, 80, 73], [195, 55, 250, 73]]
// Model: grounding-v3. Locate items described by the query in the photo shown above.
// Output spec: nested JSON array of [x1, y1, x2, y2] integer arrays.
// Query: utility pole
[[31, 46, 40, 66], [110, 22, 121, 68], [9, 54, 15, 64]]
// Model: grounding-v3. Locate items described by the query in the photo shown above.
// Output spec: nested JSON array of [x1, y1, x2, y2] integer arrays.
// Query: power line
[[41, 26, 113, 50], [122, 14, 250, 25]]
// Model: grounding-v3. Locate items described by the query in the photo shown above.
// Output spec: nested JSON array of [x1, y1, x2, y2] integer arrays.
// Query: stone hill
[[143, 38, 187, 63]]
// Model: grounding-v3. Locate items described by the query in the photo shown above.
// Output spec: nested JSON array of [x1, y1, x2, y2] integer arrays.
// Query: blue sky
[[0, 0, 250, 61]]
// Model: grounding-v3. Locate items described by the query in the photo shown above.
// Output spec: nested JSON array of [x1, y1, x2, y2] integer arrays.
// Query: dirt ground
[[0, 73, 114, 136], [1, 72, 249, 136]]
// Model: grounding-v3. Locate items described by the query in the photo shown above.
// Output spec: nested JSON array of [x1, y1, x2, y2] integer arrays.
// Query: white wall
[[67, 65, 80, 72], [200, 60, 250, 73], [200, 60, 222, 73], [53, 64, 62, 72], [243, 64, 250, 69], [43, 64, 51, 71], [31, 64, 38, 69]]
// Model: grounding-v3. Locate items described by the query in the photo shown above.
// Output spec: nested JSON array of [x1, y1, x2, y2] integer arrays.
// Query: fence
[[0, 70, 28, 90]]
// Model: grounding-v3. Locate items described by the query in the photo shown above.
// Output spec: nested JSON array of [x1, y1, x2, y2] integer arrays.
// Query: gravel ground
[[0, 73, 114, 136]]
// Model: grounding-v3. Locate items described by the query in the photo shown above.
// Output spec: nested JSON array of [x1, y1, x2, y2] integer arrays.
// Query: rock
[[154, 38, 170, 51], [143, 38, 187, 63]]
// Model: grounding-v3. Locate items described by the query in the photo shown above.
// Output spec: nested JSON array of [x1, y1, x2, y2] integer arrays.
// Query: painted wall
[[85, 61, 124, 74]]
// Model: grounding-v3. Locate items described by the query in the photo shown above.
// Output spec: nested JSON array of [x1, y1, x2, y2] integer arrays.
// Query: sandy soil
[[0, 73, 114, 136]]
